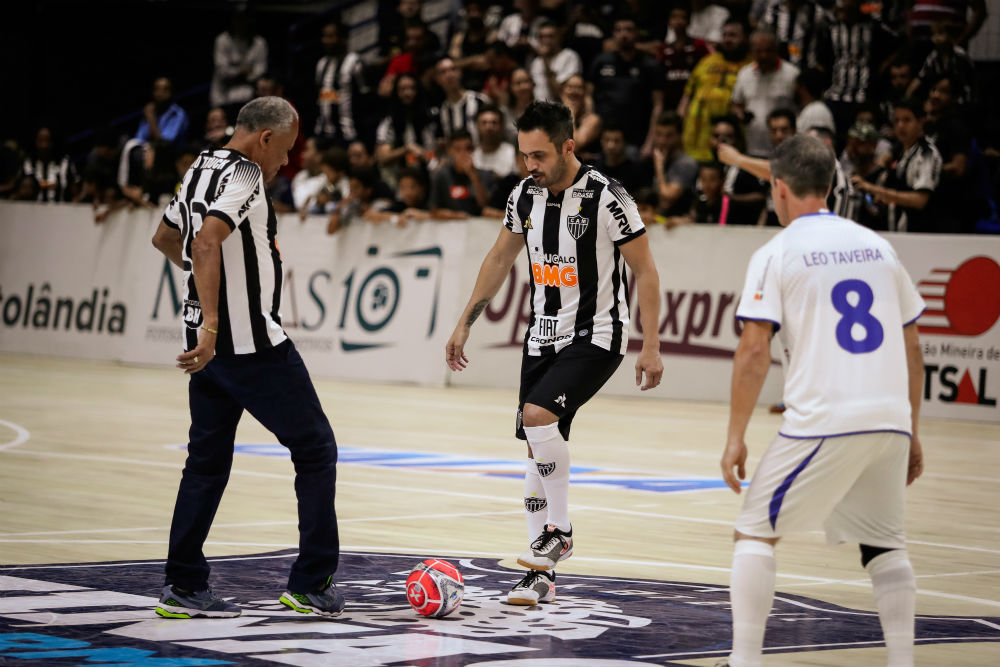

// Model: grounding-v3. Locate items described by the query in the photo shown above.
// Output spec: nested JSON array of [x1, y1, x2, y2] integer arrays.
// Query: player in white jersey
[[719, 134, 925, 667], [151, 97, 344, 620], [446, 101, 663, 604]]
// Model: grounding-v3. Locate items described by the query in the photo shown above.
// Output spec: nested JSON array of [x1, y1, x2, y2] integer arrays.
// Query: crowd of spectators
[[1, 0, 997, 234]]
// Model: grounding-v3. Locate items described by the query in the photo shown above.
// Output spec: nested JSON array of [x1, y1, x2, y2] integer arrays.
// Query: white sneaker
[[505, 570, 555, 605], [517, 524, 573, 570]]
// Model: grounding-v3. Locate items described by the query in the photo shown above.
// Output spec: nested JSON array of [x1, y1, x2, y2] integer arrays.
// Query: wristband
[[202, 326, 218, 335]]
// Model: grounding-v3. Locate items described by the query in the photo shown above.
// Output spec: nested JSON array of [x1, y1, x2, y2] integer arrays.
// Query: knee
[[522, 403, 558, 428], [734, 530, 779, 547], [859, 544, 896, 567], [286, 425, 337, 467]]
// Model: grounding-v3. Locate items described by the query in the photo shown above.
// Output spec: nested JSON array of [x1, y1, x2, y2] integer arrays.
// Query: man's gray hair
[[235, 96, 298, 133], [769, 134, 835, 198]]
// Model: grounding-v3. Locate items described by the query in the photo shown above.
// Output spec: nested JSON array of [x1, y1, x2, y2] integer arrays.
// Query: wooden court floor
[[0, 352, 998, 666]]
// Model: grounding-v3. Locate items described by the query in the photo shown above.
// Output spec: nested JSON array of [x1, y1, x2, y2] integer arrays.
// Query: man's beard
[[541, 154, 567, 186]]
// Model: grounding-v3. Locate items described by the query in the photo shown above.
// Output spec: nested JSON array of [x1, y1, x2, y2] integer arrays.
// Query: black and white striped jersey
[[503, 165, 646, 357], [314, 51, 365, 143], [819, 18, 894, 104], [163, 148, 286, 355], [759, 0, 829, 68], [435, 90, 491, 144], [22, 155, 77, 202], [828, 158, 857, 222]]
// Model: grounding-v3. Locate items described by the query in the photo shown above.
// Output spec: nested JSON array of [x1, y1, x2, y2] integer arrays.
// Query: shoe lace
[[517, 570, 543, 588], [530, 527, 567, 551]]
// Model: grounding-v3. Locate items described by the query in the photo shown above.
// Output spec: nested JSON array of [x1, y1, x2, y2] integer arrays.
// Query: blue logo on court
[[229, 444, 731, 493], [1, 550, 997, 666]]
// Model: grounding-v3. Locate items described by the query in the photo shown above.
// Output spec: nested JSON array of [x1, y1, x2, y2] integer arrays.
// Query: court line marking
[[782, 569, 1000, 588], [923, 472, 1000, 484], [0, 419, 30, 451], [4, 448, 999, 558], [635, 636, 1000, 659]]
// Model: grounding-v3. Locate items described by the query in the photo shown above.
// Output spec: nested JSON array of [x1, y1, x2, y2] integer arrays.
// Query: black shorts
[[516, 343, 624, 441]]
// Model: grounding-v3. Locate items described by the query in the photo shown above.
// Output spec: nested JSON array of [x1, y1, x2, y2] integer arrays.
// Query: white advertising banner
[[1, 202, 997, 422], [0, 203, 466, 386]]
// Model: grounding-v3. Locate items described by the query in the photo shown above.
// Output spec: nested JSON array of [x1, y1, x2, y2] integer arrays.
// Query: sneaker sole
[[505, 592, 555, 605], [517, 546, 573, 571], [154, 605, 241, 619], [279, 592, 344, 618]]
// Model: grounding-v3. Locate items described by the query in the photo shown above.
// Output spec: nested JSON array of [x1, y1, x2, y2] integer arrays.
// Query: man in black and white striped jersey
[[314, 20, 368, 146], [446, 101, 663, 605], [22, 127, 78, 202], [151, 96, 344, 620]]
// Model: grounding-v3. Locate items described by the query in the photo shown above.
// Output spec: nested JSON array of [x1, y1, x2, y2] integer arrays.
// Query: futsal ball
[[405, 559, 464, 618]]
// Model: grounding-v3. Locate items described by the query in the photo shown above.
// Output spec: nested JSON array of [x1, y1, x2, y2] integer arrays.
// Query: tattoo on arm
[[465, 299, 489, 327]]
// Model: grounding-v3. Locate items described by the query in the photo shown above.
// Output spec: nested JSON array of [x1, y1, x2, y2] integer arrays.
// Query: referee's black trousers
[[165, 339, 340, 593]]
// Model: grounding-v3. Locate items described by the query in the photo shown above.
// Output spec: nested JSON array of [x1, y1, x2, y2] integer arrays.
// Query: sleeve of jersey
[[892, 249, 927, 326], [502, 184, 523, 234], [735, 243, 783, 331], [162, 193, 181, 230], [602, 180, 646, 246], [206, 161, 262, 230], [910, 149, 941, 193]]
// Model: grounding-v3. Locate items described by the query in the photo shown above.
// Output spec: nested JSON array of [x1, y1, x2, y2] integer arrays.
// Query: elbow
[[191, 234, 219, 260], [151, 233, 166, 253]]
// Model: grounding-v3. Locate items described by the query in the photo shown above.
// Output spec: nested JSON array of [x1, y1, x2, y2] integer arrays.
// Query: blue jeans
[[164, 339, 339, 593]]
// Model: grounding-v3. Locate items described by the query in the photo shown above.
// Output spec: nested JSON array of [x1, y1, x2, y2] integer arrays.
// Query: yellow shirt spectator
[[682, 52, 752, 161]]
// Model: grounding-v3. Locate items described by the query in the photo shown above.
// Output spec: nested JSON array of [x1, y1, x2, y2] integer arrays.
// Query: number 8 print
[[831, 279, 884, 354]]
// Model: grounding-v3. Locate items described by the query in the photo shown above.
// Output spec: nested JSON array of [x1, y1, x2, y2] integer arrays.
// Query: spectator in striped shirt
[[852, 98, 943, 232], [314, 20, 369, 147], [813, 0, 896, 139], [375, 73, 436, 179], [432, 57, 492, 148], [21, 126, 78, 202], [757, 0, 830, 68], [906, 21, 976, 108]]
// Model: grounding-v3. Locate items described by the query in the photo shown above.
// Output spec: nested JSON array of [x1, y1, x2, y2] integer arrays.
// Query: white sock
[[729, 540, 776, 667], [523, 459, 548, 541], [523, 423, 571, 532], [867, 549, 916, 667]]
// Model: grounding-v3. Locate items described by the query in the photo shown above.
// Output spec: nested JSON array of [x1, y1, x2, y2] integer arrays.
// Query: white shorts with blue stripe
[[734, 431, 911, 549]]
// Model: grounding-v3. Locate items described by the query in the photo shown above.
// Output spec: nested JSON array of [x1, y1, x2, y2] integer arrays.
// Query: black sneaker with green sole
[[155, 585, 241, 618], [279, 576, 345, 617]]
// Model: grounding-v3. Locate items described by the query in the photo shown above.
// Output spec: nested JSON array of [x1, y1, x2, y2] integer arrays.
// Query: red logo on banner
[[917, 256, 1000, 336]]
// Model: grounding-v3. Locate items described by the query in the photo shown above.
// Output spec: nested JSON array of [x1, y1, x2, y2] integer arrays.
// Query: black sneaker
[[155, 585, 241, 618], [517, 524, 573, 570], [505, 569, 555, 605], [279, 576, 345, 618]]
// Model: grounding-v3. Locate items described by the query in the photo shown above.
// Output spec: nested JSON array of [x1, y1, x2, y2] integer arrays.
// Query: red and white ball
[[405, 559, 464, 618]]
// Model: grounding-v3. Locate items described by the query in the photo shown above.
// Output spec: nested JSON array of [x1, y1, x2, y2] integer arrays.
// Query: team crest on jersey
[[566, 214, 589, 240]]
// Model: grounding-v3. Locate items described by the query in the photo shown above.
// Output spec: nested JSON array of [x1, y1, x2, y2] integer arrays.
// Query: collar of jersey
[[793, 209, 833, 223], [217, 147, 251, 161]]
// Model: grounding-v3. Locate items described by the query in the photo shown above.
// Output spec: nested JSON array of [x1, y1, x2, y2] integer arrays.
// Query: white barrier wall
[[1, 202, 997, 422]]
